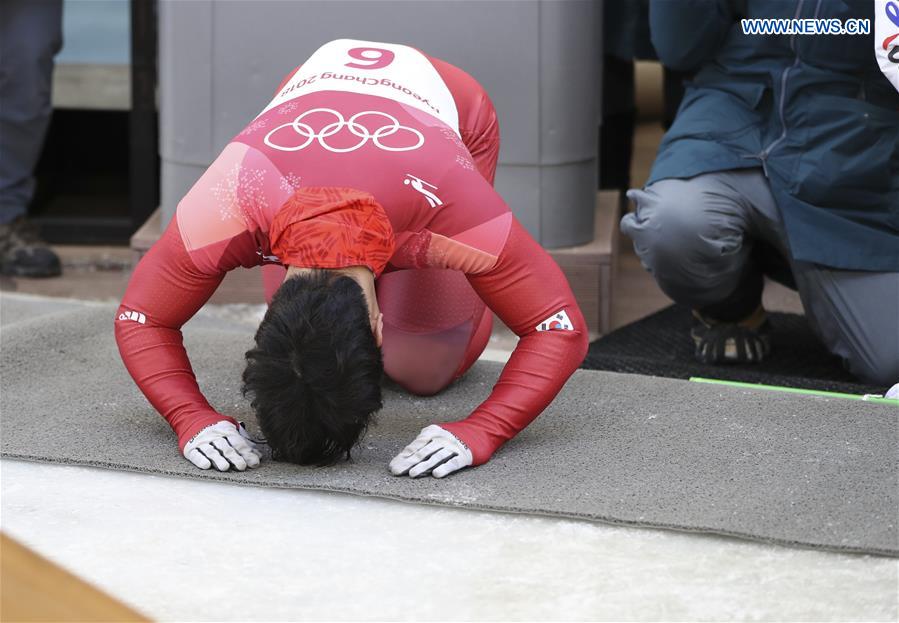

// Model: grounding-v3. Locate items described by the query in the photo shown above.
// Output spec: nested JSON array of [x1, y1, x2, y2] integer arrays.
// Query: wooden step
[[548, 190, 620, 335], [0, 532, 149, 622]]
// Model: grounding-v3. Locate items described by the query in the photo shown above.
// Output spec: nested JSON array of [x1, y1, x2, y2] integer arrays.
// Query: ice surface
[[1, 459, 895, 622]]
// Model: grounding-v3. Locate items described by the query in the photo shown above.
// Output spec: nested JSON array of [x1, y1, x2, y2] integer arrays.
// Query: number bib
[[258, 39, 461, 135]]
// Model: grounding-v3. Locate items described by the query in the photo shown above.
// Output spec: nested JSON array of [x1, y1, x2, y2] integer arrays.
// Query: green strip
[[689, 377, 899, 405]]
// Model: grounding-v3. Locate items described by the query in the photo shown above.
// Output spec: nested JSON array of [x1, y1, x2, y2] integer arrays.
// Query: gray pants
[[621, 169, 899, 386], [0, 0, 63, 224]]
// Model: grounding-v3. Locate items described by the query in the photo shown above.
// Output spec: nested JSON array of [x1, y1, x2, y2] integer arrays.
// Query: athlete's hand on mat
[[389, 424, 473, 479], [183, 421, 262, 472]]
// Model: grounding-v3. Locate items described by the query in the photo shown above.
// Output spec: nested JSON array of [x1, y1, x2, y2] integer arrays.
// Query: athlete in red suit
[[115, 39, 588, 478]]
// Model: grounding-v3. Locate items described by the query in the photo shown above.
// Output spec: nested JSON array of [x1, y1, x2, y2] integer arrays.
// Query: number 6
[[345, 47, 395, 70]]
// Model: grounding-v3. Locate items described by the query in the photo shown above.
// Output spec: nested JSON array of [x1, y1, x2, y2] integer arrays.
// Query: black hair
[[242, 270, 383, 466]]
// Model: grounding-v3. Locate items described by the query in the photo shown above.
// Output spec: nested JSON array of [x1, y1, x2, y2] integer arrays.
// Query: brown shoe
[[0, 218, 62, 278], [691, 305, 772, 364]]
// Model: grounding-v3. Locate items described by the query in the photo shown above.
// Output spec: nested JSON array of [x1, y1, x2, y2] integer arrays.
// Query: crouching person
[[621, 0, 899, 389]]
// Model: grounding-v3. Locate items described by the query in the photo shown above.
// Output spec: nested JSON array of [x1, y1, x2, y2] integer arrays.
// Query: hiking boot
[[0, 218, 62, 277], [691, 305, 772, 364]]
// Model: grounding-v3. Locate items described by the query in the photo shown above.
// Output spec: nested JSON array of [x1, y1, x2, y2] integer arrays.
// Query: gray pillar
[[159, 0, 601, 247]]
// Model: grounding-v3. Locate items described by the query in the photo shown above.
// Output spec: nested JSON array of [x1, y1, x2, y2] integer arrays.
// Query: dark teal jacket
[[648, 0, 899, 271]]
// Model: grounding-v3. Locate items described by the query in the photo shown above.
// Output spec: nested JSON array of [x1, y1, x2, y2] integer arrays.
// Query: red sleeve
[[439, 218, 589, 465], [115, 218, 237, 451], [427, 55, 500, 185]]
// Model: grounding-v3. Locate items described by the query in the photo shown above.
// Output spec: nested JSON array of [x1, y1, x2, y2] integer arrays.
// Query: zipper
[[755, 0, 822, 175]]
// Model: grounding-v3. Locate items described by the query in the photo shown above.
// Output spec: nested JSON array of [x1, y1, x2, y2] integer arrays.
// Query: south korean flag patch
[[536, 309, 573, 332]]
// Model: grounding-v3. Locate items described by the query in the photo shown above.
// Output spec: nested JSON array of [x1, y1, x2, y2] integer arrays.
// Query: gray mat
[[2, 298, 896, 556], [0, 293, 100, 327]]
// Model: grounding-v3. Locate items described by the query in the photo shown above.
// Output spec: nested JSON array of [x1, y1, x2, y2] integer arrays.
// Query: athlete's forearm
[[115, 320, 235, 447], [440, 327, 587, 464], [115, 220, 233, 449], [442, 219, 589, 464]]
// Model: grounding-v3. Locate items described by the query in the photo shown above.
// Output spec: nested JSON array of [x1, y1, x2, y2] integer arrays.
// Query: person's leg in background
[[623, 167, 899, 386], [703, 170, 899, 387], [791, 265, 899, 388], [377, 268, 492, 396], [0, 0, 63, 277], [621, 169, 775, 363]]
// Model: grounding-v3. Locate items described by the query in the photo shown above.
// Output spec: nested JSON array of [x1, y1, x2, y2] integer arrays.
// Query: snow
[[2, 460, 895, 622]]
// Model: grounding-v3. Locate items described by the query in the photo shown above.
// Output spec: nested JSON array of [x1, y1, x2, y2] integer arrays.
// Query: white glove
[[886, 383, 899, 400], [184, 421, 262, 472], [389, 424, 473, 479]]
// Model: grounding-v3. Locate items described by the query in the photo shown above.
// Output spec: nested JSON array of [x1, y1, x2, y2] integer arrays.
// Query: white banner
[[875, 0, 899, 92]]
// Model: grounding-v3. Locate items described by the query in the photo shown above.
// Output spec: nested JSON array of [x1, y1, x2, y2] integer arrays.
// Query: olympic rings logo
[[263, 108, 424, 153]]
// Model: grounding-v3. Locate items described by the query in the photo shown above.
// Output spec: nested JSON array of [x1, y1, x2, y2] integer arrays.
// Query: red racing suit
[[115, 39, 588, 466]]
